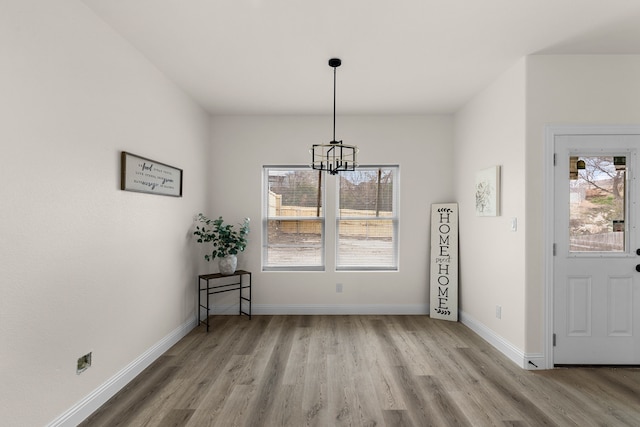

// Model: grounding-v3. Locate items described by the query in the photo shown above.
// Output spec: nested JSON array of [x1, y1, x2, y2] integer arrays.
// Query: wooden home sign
[[430, 203, 459, 321]]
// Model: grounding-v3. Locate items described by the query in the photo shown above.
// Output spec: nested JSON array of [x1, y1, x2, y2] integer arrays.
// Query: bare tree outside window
[[337, 167, 399, 270], [569, 156, 626, 252]]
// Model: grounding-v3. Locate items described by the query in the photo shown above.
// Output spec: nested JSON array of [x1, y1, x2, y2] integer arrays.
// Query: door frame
[[543, 124, 640, 369]]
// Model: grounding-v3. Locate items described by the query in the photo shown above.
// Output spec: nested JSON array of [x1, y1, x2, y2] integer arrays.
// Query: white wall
[[454, 60, 527, 351], [208, 115, 453, 312], [0, 1, 210, 425], [12, 9, 629, 427], [525, 54, 640, 353]]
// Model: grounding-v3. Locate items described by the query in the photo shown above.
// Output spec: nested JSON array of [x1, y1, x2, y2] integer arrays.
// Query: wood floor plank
[[235, 316, 283, 387], [386, 318, 435, 376], [136, 322, 261, 426], [266, 383, 305, 427], [79, 357, 178, 426], [243, 315, 296, 426], [407, 325, 484, 394], [209, 384, 257, 427], [360, 320, 407, 411], [417, 375, 472, 426], [327, 352, 356, 426], [457, 347, 560, 426], [184, 354, 253, 425], [300, 316, 331, 427], [392, 365, 439, 427], [170, 319, 257, 411], [337, 317, 386, 427], [367, 356, 408, 411], [449, 388, 518, 427], [155, 409, 195, 427], [83, 315, 640, 427], [349, 318, 393, 427], [382, 409, 415, 427], [281, 325, 311, 386], [537, 367, 639, 426]]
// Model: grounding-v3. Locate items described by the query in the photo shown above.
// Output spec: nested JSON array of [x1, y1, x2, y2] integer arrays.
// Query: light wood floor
[[81, 315, 640, 426]]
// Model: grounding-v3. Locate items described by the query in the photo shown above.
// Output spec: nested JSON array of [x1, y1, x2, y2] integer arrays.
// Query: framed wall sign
[[121, 151, 183, 197], [430, 203, 458, 322]]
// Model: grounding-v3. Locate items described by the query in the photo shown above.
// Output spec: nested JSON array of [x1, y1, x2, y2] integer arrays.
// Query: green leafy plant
[[193, 214, 250, 261]]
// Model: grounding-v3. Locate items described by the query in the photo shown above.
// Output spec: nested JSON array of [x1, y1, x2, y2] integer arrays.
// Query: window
[[263, 165, 399, 272], [569, 155, 627, 252], [263, 167, 325, 270], [336, 166, 399, 270]]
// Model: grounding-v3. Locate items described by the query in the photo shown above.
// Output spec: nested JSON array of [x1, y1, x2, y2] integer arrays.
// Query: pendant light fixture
[[310, 58, 358, 175]]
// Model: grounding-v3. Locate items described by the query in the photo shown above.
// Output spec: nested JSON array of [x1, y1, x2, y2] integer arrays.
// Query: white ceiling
[[83, 0, 640, 115]]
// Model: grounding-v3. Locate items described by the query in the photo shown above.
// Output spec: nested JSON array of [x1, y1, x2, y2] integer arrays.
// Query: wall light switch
[[510, 217, 517, 232]]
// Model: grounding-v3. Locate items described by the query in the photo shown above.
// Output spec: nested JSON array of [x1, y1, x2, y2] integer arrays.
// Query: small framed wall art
[[475, 165, 500, 216], [121, 151, 183, 197]]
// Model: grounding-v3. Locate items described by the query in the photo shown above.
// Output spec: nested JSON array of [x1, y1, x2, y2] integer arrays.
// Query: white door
[[554, 134, 640, 365]]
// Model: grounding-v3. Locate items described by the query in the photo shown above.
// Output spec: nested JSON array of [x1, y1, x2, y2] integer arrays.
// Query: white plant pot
[[218, 254, 238, 275]]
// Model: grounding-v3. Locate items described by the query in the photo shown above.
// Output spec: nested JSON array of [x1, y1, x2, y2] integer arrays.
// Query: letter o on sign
[[439, 224, 450, 234]]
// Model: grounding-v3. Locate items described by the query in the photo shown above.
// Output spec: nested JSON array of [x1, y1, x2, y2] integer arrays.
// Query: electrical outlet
[[336, 283, 343, 293], [496, 305, 502, 319], [77, 352, 92, 374]]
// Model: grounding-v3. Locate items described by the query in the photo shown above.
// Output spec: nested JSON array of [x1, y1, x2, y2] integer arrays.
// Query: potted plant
[[194, 213, 250, 275]]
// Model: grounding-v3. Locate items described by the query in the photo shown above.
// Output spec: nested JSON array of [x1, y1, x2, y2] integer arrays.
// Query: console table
[[197, 270, 251, 332]]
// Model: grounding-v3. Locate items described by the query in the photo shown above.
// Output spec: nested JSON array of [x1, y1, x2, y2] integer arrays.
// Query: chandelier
[[310, 58, 358, 175]]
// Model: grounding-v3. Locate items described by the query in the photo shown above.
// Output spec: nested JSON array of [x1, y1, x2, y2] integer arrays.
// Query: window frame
[[262, 166, 326, 271], [335, 165, 400, 271]]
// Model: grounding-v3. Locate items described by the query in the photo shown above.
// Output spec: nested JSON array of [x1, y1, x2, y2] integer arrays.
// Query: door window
[[568, 156, 627, 253]]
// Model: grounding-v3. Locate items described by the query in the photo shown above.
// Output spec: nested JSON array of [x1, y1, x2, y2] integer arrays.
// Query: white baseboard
[[522, 353, 546, 370], [459, 310, 546, 370], [251, 303, 429, 315], [46, 317, 196, 427]]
